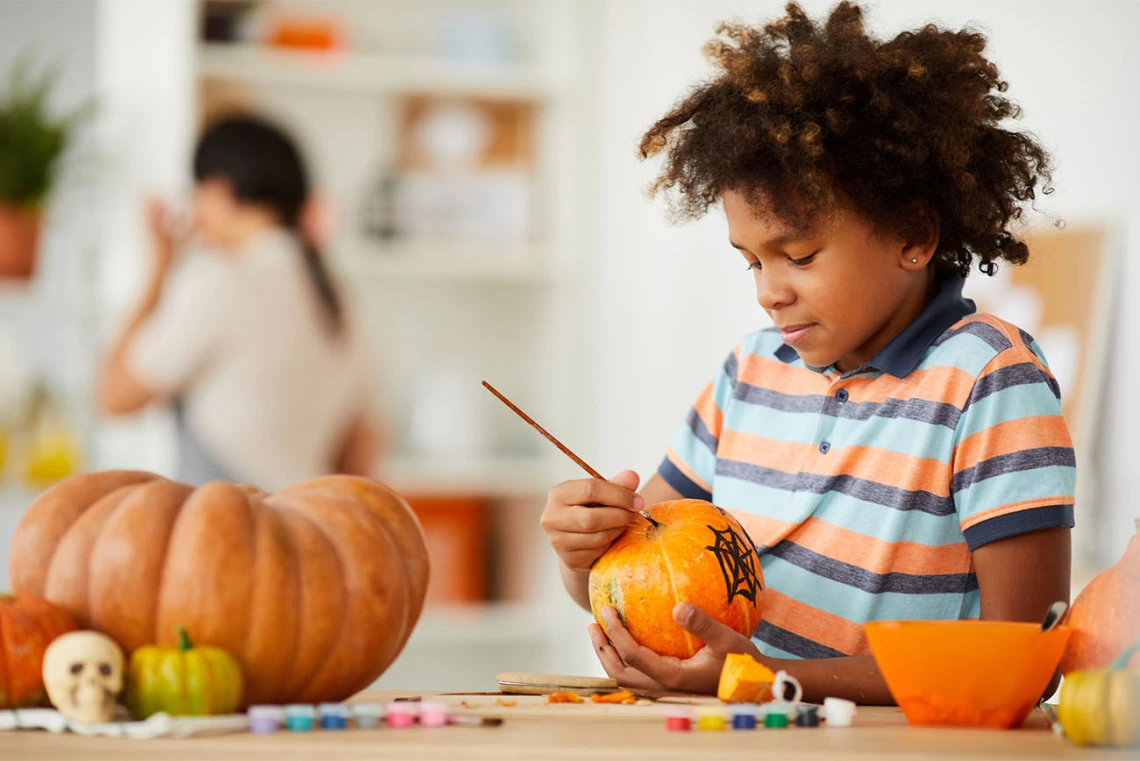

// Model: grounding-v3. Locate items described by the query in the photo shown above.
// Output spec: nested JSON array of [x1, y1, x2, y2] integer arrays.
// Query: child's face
[[723, 189, 933, 372]]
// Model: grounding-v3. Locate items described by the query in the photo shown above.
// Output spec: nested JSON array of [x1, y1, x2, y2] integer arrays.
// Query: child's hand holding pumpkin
[[589, 601, 763, 694]]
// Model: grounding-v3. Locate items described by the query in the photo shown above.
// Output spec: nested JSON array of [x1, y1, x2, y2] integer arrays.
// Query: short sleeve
[[657, 344, 740, 501], [127, 258, 230, 395], [952, 339, 1076, 551]]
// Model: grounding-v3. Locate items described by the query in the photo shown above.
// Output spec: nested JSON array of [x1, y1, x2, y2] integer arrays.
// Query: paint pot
[[823, 697, 857, 727], [664, 707, 692, 732], [319, 703, 350, 730], [419, 701, 449, 728], [284, 704, 316, 732], [249, 705, 284, 734], [352, 702, 385, 729], [764, 711, 789, 728], [730, 704, 759, 730], [386, 701, 419, 729], [697, 708, 726, 732], [796, 704, 821, 727]]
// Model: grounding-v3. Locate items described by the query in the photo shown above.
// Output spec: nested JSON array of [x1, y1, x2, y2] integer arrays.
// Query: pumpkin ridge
[[249, 496, 314, 702], [266, 498, 350, 700], [656, 528, 695, 657], [92, 479, 188, 651], [48, 488, 135, 628], [332, 498, 413, 695], [0, 608, 14, 705]]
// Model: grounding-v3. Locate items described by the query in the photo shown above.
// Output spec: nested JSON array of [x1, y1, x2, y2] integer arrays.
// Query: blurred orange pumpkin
[[1062, 519, 1140, 674], [8, 470, 429, 706], [0, 594, 76, 708], [589, 499, 764, 658]]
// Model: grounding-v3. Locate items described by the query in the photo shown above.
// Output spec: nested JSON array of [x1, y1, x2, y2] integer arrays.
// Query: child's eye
[[745, 261, 762, 272], [789, 252, 818, 267]]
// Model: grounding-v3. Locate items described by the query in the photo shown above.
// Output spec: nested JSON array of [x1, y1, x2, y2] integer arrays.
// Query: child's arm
[[544, 472, 683, 611], [593, 526, 1070, 703]]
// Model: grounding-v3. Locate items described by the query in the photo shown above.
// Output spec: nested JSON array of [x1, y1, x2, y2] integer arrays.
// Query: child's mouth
[[779, 323, 816, 346]]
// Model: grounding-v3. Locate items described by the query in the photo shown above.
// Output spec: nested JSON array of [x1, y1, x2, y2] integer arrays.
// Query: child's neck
[[221, 211, 282, 255]]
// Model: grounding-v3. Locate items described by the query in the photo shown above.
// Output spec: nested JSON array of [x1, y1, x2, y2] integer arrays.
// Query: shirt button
[[835, 389, 849, 403], [819, 441, 831, 454]]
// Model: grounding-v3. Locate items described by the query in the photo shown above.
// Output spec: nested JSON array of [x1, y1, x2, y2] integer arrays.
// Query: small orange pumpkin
[[1062, 519, 1140, 674], [0, 594, 77, 708], [589, 500, 764, 658]]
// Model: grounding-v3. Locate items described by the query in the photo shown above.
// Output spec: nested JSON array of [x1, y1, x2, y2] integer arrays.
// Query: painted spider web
[[705, 525, 762, 605]]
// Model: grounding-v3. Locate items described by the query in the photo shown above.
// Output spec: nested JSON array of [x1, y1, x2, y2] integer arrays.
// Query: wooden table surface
[[1, 690, 1133, 761]]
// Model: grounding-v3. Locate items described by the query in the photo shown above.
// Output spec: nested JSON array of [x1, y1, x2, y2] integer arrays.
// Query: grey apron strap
[[172, 399, 238, 485]]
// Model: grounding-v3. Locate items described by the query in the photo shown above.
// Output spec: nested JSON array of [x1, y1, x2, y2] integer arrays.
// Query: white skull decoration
[[42, 631, 124, 724]]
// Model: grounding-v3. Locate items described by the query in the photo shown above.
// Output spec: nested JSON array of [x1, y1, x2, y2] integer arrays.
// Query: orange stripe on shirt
[[843, 364, 977, 407], [953, 416, 1074, 474], [736, 354, 832, 397], [717, 430, 815, 475], [691, 382, 723, 442], [725, 509, 799, 553], [718, 430, 953, 496], [761, 588, 868, 656], [784, 517, 971, 577], [959, 496, 1074, 532]]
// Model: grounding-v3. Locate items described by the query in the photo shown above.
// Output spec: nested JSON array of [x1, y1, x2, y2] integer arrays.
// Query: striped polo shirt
[[659, 275, 1076, 659]]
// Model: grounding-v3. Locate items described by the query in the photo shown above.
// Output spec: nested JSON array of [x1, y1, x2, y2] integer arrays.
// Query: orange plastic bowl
[[864, 620, 1072, 729]]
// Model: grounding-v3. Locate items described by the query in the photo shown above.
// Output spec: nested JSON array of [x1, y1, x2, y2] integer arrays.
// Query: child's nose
[[755, 271, 795, 311]]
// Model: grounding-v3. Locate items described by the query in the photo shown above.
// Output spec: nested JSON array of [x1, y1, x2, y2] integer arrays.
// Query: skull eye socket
[[69, 662, 84, 675], [99, 663, 113, 677]]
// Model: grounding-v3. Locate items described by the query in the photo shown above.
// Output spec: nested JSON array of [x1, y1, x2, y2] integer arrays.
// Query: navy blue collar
[[775, 274, 976, 379]]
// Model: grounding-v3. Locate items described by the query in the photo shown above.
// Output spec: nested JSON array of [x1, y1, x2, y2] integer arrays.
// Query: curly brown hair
[[640, 1, 1052, 277]]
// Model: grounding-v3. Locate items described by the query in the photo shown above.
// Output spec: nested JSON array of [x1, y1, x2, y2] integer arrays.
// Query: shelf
[[380, 454, 559, 496], [198, 43, 563, 101], [336, 239, 554, 285], [406, 602, 550, 647]]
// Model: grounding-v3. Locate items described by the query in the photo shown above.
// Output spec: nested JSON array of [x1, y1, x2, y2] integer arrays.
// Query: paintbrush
[[482, 381, 659, 527]]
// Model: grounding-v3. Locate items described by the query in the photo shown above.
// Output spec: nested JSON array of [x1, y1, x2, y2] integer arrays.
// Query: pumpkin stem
[[1109, 642, 1140, 671], [176, 626, 193, 652]]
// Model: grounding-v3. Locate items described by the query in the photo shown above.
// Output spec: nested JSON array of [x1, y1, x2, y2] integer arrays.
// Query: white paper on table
[[0, 708, 249, 739]]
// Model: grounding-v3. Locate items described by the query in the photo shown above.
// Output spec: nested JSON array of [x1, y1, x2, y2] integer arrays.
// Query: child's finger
[[560, 478, 645, 512], [673, 601, 751, 654], [600, 607, 685, 687], [588, 624, 663, 691]]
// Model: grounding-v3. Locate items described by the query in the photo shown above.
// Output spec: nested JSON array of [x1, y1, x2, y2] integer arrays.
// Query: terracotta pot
[[0, 205, 42, 280]]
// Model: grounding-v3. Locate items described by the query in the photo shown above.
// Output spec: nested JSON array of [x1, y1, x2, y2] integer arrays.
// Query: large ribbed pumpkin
[[589, 500, 764, 658], [8, 470, 429, 706], [0, 594, 76, 708], [1061, 519, 1140, 674]]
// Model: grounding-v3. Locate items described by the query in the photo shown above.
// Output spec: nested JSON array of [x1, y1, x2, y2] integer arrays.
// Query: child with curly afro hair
[[542, 2, 1074, 704]]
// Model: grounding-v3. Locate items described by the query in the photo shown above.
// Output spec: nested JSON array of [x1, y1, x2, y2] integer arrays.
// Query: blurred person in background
[[97, 115, 381, 489]]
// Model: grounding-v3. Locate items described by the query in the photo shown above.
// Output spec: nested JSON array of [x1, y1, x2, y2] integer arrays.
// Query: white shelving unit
[[199, 42, 565, 100], [189, 0, 596, 690], [337, 238, 555, 285]]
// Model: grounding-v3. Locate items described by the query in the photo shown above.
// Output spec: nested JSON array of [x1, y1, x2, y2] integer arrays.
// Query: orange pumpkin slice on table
[[589, 499, 765, 658]]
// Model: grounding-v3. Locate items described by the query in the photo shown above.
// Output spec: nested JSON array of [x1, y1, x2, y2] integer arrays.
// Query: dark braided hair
[[193, 115, 343, 333]]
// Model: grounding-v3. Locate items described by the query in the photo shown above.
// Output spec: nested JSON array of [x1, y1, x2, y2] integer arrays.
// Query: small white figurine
[[41, 631, 124, 724]]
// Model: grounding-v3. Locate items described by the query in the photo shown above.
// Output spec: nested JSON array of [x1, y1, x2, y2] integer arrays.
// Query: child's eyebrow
[[730, 229, 813, 251]]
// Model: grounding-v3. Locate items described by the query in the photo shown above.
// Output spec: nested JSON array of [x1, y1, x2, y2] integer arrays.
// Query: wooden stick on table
[[482, 381, 660, 527]]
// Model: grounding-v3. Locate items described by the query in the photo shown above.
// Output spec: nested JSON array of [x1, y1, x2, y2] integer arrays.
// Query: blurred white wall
[[587, 0, 1140, 572]]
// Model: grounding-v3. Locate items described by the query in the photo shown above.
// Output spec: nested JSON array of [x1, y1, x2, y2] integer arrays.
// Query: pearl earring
[[912, 258, 918, 264]]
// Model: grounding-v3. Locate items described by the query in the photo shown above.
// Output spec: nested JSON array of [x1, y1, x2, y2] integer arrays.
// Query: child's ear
[[901, 201, 940, 270]]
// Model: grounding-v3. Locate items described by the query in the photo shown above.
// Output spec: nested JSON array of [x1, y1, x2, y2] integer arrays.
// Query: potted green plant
[[0, 55, 90, 280]]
